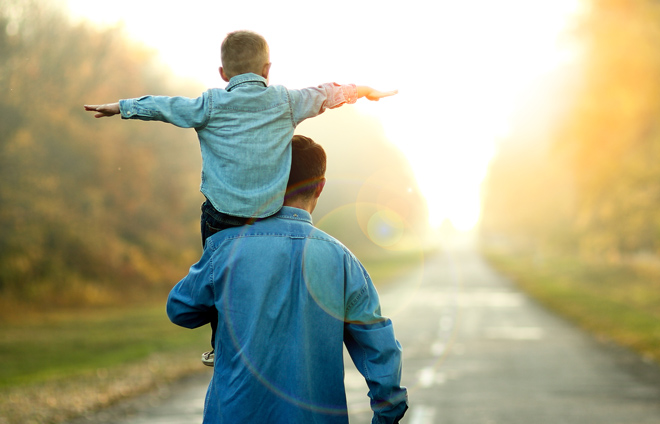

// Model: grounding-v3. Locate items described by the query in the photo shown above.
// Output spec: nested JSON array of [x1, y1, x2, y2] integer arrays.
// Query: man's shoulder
[[260, 215, 350, 249], [205, 213, 352, 253], [299, 224, 361, 263], [305, 225, 343, 246]]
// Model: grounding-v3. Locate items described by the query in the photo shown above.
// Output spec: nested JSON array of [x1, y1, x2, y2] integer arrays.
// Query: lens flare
[[218, 229, 352, 415], [366, 209, 405, 247]]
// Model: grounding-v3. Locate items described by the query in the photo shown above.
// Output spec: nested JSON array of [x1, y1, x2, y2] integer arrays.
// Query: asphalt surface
[[70, 235, 660, 423]]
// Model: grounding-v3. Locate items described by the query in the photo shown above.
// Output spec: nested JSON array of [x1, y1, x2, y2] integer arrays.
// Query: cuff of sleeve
[[343, 84, 358, 105], [119, 99, 136, 119]]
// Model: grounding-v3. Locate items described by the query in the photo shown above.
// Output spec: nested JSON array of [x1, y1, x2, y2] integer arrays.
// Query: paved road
[[74, 235, 660, 423]]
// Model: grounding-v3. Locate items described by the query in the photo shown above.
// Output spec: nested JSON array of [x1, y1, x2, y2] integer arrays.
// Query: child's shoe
[[202, 351, 214, 367]]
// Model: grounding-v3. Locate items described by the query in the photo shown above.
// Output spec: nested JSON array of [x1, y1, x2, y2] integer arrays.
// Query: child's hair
[[221, 30, 270, 78], [286, 135, 326, 200]]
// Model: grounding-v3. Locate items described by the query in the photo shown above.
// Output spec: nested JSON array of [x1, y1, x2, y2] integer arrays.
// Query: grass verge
[[362, 247, 430, 287], [483, 247, 660, 363], [0, 305, 209, 424]]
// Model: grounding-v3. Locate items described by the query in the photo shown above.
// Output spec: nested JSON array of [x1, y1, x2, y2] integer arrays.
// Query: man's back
[[167, 207, 407, 423]]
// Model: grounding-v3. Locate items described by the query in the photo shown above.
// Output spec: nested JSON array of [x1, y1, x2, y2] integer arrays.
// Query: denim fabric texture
[[167, 207, 408, 424], [200, 198, 251, 247], [200, 197, 256, 350], [119, 74, 357, 218]]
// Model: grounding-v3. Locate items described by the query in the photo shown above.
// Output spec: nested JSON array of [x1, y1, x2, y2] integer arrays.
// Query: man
[[167, 135, 408, 423]]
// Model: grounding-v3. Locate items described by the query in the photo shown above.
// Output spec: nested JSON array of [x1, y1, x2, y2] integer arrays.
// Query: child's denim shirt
[[119, 73, 357, 218]]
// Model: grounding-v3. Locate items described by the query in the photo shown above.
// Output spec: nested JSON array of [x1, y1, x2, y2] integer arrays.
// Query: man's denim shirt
[[167, 207, 408, 424], [119, 74, 357, 218]]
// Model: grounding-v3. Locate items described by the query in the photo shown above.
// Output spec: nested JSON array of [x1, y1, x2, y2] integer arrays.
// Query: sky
[[65, 0, 584, 230]]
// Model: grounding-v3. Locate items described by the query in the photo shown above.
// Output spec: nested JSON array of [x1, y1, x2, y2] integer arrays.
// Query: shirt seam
[[286, 89, 296, 127], [279, 214, 311, 223], [217, 232, 344, 246], [200, 91, 212, 130]]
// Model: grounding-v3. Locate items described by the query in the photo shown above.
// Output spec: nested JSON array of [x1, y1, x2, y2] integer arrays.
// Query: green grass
[[0, 305, 208, 388], [0, 304, 210, 424], [362, 247, 430, 286], [483, 248, 660, 363]]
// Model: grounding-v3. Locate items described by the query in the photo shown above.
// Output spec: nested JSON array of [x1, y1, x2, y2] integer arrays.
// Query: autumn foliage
[[481, 0, 660, 261], [0, 0, 204, 309]]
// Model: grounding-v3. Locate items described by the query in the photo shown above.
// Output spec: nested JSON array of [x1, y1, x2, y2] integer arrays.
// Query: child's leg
[[200, 199, 250, 361], [201, 198, 251, 245]]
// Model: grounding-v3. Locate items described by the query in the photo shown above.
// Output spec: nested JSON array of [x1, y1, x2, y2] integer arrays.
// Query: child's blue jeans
[[201, 198, 251, 246], [201, 198, 250, 351]]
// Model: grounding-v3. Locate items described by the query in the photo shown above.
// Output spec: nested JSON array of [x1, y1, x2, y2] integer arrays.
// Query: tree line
[[481, 0, 660, 262], [0, 0, 428, 312], [0, 0, 208, 308]]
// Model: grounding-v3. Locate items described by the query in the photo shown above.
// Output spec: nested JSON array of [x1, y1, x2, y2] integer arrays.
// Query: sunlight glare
[[356, 0, 582, 230], [65, 0, 583, 231]]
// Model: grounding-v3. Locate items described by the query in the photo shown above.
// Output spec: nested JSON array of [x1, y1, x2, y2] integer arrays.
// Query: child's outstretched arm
[[85, 96, 208, 128], [357, 86, 398, 101], [84, 103, 120, 118]]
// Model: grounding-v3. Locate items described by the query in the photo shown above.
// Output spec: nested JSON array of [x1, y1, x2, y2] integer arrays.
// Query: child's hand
[[357, 87, 398, 101], [84, 103, 120, 118]]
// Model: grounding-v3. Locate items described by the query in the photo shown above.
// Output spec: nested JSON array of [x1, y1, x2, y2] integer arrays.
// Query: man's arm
[[166, 246, 217, 329], [343, 257, 408, 424], [345, 321, 408, 424]]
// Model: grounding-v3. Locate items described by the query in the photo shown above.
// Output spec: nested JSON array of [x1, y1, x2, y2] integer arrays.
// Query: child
[[84, 30, 397, 366]]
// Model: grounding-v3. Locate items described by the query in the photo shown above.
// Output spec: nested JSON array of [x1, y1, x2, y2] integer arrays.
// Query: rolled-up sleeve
[[343, 256, 409, 424], [166, 245, 216, 329], [119, 93, 210, 129], [288, 83, 358, 125]]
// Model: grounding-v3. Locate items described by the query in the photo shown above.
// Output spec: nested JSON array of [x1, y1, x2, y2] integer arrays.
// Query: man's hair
[[286, 135, 326, 200], [221, 30, 269, 78]]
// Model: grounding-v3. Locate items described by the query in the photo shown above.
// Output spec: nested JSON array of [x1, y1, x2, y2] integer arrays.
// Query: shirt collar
[[226, 73, 268, 91], [276, 206, 313, 224]]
